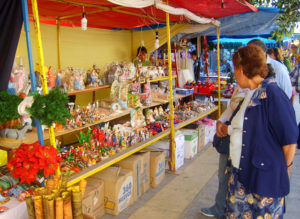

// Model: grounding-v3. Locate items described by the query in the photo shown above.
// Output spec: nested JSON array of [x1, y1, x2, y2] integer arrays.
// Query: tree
[[248, 0, 300, 41]]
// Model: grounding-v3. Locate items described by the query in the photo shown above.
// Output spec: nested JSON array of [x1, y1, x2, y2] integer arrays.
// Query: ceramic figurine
[[8, 74, 16, 94], [47, 66, 56, 88], [0, 122, 32, 139], [74, 71, 80, 90], [55, 71, 62, 87], [14, 65, 26, 94], [79, 71, 85, 89]]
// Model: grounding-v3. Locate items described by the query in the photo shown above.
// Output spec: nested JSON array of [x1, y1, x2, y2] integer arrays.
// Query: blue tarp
[[183, 7, 280, 39]]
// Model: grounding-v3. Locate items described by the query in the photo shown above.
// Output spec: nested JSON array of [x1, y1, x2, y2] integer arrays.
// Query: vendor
[[190, 50, 201, 81], [133, 46, 152, 67]]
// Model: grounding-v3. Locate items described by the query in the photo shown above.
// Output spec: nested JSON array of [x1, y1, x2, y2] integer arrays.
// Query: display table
[[0, 198, 27, 219]]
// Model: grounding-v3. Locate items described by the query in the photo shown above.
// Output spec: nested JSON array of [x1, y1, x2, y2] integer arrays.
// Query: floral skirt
[[226, 167, 284, 219]]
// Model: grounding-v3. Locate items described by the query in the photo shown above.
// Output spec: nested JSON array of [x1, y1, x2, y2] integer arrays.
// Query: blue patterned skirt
[[226, 167, 284, 219]]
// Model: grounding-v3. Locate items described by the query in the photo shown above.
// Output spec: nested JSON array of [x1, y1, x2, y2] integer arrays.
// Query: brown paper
[[45, 179, 56, 194], [34, 196, 44, 219], [25, 194, 35, 219], [42, 195, 50, 219], [46, 197, 55, 219], [62, 192, 73, 219], [72, 189, 83, 219], [53, 174, 61, 189], [35, 187, 47, 196], [55, 197, 63, 219]]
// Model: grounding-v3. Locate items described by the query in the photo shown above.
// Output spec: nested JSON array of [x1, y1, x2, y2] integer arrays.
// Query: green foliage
[[27, 88, 72, 127], [0, 91, 22, 123], [248, 0, 300, 41]]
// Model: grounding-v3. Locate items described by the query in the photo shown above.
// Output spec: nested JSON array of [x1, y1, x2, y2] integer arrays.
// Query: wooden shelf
[[66, 76, 176, 96], [67, 106, 218, 186], [194, 93, 232, 99], [175, 106, 218, 130], [174, 93, 193, 100], [67, 129, 171, 186], [67, 85, 111, 96]]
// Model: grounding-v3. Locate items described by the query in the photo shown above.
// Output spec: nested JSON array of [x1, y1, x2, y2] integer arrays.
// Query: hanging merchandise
[[155, 31, 159, 49]]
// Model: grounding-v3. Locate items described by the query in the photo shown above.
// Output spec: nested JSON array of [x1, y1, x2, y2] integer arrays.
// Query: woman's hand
[[282, 144, 296, 176], [216, 120, 228, 137]]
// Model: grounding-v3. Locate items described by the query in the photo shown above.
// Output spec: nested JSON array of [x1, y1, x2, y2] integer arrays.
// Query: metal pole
[[31, 0, 58, 151], [217, 26, 221, 117], [20, 0, 44, 145], [57, 19, 61, 69], [166, 11, 176, 171]]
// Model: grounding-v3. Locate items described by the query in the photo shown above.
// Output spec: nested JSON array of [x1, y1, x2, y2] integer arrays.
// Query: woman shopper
[[221, 45, 298, 218]]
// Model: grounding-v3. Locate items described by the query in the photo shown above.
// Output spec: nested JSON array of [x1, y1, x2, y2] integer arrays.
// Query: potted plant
[[0, 91, 22, 129], [27, 88, 72, 127]]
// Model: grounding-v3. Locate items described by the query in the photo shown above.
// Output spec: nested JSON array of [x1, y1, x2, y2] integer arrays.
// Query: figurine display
[[47, 66, 56, 88]]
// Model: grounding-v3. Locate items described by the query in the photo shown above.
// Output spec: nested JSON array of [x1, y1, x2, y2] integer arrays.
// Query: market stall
[[0, 0, 257, 218]]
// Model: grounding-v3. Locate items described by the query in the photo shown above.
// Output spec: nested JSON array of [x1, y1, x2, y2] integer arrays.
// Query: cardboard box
[[181, 129, 198, 159], [149, 131, 185, 170], [198, 126, 205, 152], [149, 151, 166, 188], [132, 151, 150, 195], [91, 167, 133, 216], [117, 155, 143, 203], [82, 177, 105, 218]]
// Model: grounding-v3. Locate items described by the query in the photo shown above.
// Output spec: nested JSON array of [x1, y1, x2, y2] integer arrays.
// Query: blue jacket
[[238, 78, 298, 198]]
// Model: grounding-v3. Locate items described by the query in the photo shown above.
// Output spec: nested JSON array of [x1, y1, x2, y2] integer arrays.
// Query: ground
[[102, 94, 300, 219]]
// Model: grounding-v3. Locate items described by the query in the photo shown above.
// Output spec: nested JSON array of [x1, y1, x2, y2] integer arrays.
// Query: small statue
[[14, 65, 26, 94], [73, 71, 80, 90], [0, 122, 32, 139], [47, 66, 56, 88], [55, 71, 62, 87]]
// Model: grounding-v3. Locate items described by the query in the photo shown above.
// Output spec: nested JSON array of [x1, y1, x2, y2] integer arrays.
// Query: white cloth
[[267, 56, 292, 98], [229, 89, 256, 168], [106, 0, 220, 26], [219, 85, 249, 123]]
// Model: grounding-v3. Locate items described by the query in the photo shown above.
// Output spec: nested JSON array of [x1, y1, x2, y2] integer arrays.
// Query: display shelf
[[67, 106, 218, 185], [67, 85, 111, 96], [149, 75, 176, 83], [67, 129, 171, 186], [174, 93, 193, 100], [175, 106, 218, 130], [194, 93, 232, 99], [0, 100, 171, 150], [66, 76, 176, 96]]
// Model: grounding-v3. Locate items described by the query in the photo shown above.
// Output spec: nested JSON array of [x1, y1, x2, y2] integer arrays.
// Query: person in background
[[133, 46, 152, 67], [223, 44, 298, 218], [190, 50, 201, 81], [283, 50, 292, 72], [290, 61, 300, 149], [201, 84, 248, 219], [274, 47, 284, 63], [266, 48, 276, 60], [248, 39, 292, 99]]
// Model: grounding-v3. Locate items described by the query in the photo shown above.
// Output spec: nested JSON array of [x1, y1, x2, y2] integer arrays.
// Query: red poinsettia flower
[[7, 142, 61, 184]]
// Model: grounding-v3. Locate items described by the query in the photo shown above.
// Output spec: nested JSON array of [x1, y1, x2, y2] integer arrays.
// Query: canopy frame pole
[[57, 19, 61, 69], [166, 10, 176, 172], [20, 0, 44, 145], [217, 26, 221, 117], [31, 0, 60, 158]]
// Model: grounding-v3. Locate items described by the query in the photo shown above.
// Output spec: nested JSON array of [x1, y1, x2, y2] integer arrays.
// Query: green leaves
[[27, 88, 72, 127], [248, 0, 300, 41], [0, 91, 22, 124]]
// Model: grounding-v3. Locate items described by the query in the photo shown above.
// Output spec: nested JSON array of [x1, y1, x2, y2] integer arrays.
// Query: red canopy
[[27, 0, 257, 29]]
